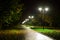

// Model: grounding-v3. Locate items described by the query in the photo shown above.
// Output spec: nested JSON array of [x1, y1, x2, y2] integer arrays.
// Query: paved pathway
[[22, 25, 54, 40], [0, 25, 54, 40]]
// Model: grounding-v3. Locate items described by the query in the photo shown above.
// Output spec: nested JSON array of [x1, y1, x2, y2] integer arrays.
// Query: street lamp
[[28, 16, 34, 19], [38, 7, 49, 29], [38, 7, 43, 12], [22, 16, 34, 24], [38, 7, 49, 13], [45, 7, 49, 12]]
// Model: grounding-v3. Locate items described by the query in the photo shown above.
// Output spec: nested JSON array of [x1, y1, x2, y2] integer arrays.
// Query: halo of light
[[45, 7, 49, 11], [38, 7, 43, 11]]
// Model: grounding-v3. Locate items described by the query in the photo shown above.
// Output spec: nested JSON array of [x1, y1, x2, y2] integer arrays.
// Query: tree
[[0, 0, 24, 29], [32, 13, 53, 26]]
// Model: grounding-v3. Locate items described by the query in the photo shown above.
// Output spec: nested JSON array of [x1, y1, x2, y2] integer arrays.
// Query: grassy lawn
[[32, 28, 60, 40], [32, 28, 55, 33]]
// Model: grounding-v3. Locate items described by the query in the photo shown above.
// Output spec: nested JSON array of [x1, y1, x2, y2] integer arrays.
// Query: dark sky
[[0, 0, 60, 24], [22, 0, 60, 11], [21, 0, 60, 19], [0, 0, 59, 25]]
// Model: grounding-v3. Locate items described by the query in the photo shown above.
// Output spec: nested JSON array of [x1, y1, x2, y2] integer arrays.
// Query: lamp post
[[28, 16, 34, 19], [22, 16, 34, 24], [38, 7, 49, 29]]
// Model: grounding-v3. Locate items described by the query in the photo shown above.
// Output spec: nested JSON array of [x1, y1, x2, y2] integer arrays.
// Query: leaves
[[0, 0, 24, 29]]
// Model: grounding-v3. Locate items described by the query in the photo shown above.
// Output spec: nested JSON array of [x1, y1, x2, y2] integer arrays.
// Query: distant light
[[38, 7, 43, 11], [28, 16, 34, 19], [22, 21, 26, 24], [28, 16, 31, 18], [25, 19, 29, 21], [31, 16, 34, 18], [45, 8, 49, 11], [22, 19, 29, 24]]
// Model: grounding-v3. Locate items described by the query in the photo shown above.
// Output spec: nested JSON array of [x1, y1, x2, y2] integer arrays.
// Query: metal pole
[[42, 10, 45, 29]]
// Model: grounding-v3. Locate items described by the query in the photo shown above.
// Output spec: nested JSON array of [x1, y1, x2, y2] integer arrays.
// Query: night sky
[[21, 0, 60, 22], [0, 0, 60, 24]]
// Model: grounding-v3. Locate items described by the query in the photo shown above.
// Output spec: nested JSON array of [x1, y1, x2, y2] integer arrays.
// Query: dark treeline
[[0, 0, 24, 29]]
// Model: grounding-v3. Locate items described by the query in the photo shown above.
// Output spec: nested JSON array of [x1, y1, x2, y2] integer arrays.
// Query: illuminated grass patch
[[32, 28, 55, 33], [32, 28, 60, 40]]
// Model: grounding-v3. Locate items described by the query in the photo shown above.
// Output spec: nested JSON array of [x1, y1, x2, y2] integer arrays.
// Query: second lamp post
[[38, 7, 49, 29]]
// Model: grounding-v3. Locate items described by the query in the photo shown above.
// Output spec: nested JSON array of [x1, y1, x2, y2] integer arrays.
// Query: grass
[[32, 28, 60, 40], [32, 28, 55, 33]]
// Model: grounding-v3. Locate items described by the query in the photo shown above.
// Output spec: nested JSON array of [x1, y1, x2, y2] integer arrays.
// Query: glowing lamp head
[[38, 7, 43, 11], [28, 16, 34, 19], [45, 8, 49, 11], [31, 16, 34, 18]]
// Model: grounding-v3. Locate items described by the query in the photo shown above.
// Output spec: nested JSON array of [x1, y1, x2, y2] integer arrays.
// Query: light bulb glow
[[45, 8, 49, 11], [38, 8, 43, 11]]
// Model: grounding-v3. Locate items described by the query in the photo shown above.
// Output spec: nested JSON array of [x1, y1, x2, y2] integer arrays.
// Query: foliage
[[34, 14, 53, 26], [32, 28, 60, 40], [0, 0, 24, 29]]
